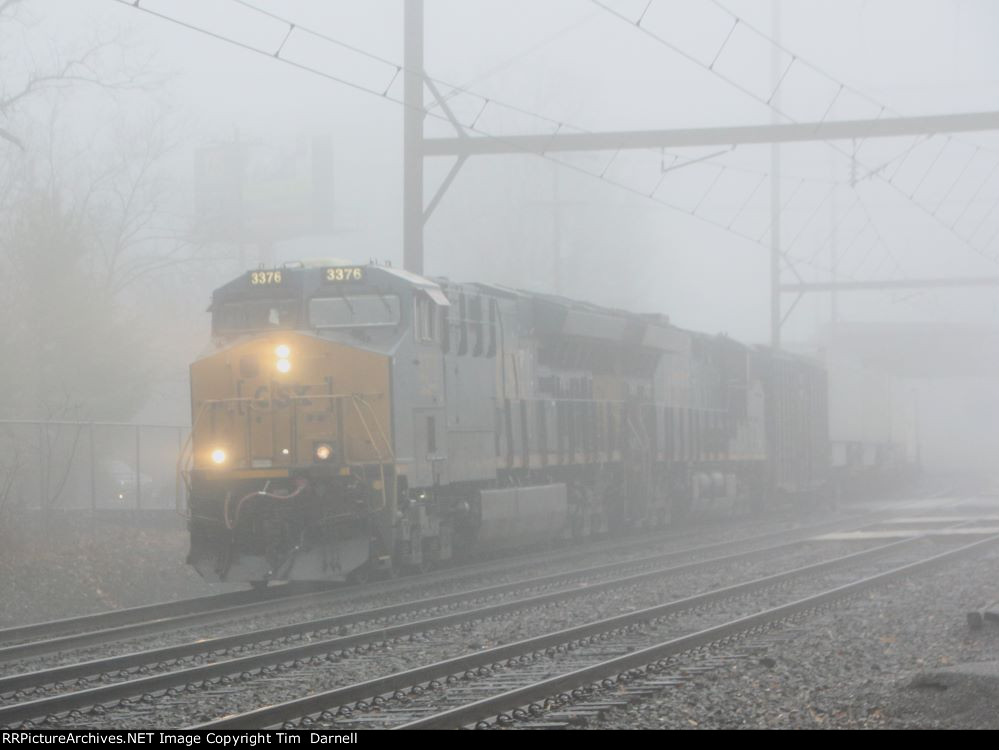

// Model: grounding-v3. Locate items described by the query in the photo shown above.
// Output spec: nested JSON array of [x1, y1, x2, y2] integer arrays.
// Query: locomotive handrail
[[348, 394, 395, 513], [176, 401, 211, 519], [184, 392, 395, 517], [197, 393, 386, 404], [175, 433, 193, 519], [195, 391, 383, 408], [0, 418, 188, 428], [351, 394, 394, 459], [203, 392, 392, 512], [625, 412, 650, 450], [186, 393, 392, 478]]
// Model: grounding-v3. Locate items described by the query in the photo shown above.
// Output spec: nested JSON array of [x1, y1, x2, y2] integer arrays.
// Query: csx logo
[[248, 383, 314, 409]]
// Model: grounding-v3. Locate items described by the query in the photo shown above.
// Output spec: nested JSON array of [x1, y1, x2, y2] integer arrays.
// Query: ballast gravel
[[598, 544, 999, 729]]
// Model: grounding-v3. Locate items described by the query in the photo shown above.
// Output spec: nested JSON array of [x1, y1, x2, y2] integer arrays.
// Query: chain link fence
[[0, 420, 188, 514]]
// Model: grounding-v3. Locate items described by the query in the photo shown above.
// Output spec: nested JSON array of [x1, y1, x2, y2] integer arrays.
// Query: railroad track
[[401, 535, 999, 731], [0, 521, 882, 725], [193, 531, 998, 730], [0, 586, 292, 649], [0, 509, 886, 665], [1, 512, 985, 729]]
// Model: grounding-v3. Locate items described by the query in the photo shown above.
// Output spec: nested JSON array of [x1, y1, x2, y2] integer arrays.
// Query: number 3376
[[326, 267, 362, 282], [250, 271, 282, 285]]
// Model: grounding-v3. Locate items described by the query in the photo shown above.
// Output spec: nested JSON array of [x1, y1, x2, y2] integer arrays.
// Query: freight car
[[182, 261, 827, 585]]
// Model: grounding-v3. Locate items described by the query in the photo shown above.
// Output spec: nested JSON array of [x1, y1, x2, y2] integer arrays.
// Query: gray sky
[[36, 0, 999, 345]]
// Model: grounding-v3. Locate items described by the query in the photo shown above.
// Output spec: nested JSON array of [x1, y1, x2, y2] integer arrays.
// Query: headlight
[[211, 449, 226, 465], [315, 443, 332, 461], [275, 344, 290, 358], [276, 358, 291, 373]]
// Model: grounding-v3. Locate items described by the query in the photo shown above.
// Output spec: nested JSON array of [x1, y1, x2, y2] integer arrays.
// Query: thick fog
[[2, 0, 999, 473]]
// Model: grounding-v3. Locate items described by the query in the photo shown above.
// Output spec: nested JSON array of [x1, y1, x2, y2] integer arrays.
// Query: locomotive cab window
[[487, 298, 497, 357], [414, 288, 450, 344], [309, 295, 400, 329], [457, 293, 468, 355], [414, 294, 436, 343], [213, 299, 299, 334], [470, 295, 484, 356]]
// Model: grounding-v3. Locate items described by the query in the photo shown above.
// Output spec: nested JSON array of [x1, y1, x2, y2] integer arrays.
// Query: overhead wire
[[933, 144, 979, 216], [951, 155, 999, 231], [591, 0, 999, 272], [227, 0, 841, 188], [907, 136, 951, 200], [113, 0, 849, 262], [710, 0, 999, 266], [109, 0, 779, 255], [424, 7, 605, 115], [118, 0, 970, 322], [586, 0, 914, 280], [711, 0, 999, 161]]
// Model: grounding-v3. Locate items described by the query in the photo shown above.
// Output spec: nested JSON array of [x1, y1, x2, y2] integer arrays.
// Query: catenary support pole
[[403, 0, 425, 274], [770, 0, 782, 350]]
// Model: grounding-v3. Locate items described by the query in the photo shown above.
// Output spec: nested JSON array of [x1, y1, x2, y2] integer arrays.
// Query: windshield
[[309, 295, 400, 329], [213, 299, 299, 334]]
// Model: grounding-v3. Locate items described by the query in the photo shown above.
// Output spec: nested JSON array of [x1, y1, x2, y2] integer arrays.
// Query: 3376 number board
[[249, 270, 282, 286], [324, 267, 364, 282]]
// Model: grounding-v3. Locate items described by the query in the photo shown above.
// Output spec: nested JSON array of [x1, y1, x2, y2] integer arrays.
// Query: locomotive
[[183, 261, 827, 585]]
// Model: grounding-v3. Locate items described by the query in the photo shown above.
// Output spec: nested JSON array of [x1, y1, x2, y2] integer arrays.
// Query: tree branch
[[0, 0, 25, 19], [0, 126, 23, 150]]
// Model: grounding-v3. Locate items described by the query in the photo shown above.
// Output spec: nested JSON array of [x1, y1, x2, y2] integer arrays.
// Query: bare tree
[[90, 119, 203, 296], [0, 433, 23, 514], [0, 0, 150, 151], [0, 1, 188, 425], [35, 403, 86, 511]]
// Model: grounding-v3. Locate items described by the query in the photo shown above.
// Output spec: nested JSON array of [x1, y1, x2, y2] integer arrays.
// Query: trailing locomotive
[[183, 261, 827, 585]]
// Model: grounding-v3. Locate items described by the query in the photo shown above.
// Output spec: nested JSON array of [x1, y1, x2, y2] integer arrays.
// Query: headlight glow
[[276, 358, 291, 374], [275, 344, 290, 358], [315, 443, 332, 461], [211, 449, 226, 465]]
